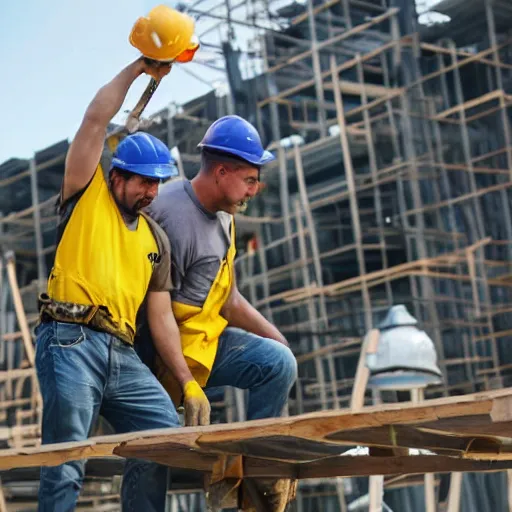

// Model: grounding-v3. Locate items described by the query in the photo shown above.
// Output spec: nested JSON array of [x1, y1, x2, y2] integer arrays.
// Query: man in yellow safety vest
[[35, 58, 209, 512]]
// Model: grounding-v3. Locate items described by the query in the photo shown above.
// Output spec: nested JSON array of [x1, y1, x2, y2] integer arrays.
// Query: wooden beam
[[2, 389, 512, 478], [323, 80, 403, 98], [433, 90, 504, 120]]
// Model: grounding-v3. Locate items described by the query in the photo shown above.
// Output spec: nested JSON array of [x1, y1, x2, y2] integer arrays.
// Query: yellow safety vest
[[156, 220, 236, 402], [47, 165, 158, 343]]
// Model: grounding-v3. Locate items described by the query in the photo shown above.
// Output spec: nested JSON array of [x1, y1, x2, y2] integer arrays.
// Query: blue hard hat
[[197, 115, 275, 166], [111, 132, 178, 179]]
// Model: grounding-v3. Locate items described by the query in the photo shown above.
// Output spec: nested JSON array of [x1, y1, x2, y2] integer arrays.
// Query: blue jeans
[[36, 323, 297, 512], [207, 327, 297, 420], [35, 321, 179, 512]]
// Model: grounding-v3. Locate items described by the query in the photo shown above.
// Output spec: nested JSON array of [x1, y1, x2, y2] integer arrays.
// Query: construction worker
[[34, 58, 209, 512], [141, 115, 298, 508], [144, 114, 298, 425]]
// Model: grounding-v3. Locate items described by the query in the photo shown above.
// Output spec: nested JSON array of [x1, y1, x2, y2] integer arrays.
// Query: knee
[[270, 341, 298, 388]]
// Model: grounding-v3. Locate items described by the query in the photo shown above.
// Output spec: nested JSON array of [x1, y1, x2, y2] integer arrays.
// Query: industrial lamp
[[366, 305, 443, 390]]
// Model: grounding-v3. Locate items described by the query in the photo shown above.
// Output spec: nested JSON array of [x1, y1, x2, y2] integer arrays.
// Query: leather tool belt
[[38, 293, 134, 345]]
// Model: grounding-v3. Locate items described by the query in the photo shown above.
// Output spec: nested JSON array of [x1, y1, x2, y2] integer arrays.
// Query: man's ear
[[213, 164, 226, 181]]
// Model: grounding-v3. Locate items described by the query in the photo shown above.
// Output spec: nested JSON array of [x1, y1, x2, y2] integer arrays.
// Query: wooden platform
[[3, 388, 512, 479]]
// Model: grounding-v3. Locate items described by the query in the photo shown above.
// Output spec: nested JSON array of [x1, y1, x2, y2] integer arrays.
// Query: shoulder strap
[[140, 210, 171, 257]]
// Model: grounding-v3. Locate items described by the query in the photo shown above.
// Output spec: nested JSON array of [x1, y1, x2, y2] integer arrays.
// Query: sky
[[0, 0, 225, 163], [0, 0, 444, 165]]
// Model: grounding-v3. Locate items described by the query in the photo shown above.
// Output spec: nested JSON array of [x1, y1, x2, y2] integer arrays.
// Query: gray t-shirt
[[145, 178, 232, 307]]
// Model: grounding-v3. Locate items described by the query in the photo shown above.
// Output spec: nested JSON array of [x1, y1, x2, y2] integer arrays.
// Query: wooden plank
[[325, 425, 482, 454], [1, 389, 512, 477], [432, 90, 504, 120], [323, 80, 403, 98], [295, 455, 512, 480]]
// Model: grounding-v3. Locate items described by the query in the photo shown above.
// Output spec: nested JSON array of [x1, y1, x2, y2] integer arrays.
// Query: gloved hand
[[183, 380, 211, 426]]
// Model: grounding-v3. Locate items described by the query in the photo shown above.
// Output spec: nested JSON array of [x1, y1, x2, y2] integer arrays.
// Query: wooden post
[[0, 479, 7, 512], [4, 252, 35, 367], [350, 329, 380, 412], [446, 472, 463, 512], [351, 329, 382, 512], [411, 388, 436, 512], [507, 469, 512, 512]]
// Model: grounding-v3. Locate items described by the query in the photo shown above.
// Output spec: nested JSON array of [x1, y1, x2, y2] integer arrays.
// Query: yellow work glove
[[183, 380, 211, 426]]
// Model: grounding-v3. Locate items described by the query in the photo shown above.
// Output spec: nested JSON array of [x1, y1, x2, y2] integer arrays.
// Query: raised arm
[[62, 58, 171, 203]]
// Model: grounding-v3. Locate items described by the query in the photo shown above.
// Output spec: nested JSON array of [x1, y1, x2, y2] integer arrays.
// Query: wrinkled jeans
[[36, 322, 297, 512]]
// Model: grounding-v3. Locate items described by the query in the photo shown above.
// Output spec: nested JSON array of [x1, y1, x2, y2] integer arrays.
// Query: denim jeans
[[207, 327, 297, 420], [35, 321, 179, 512], [36, 322, 297, 511]]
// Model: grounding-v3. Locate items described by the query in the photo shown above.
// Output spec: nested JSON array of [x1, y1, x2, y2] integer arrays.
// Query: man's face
[[111, 172, 160, 217], [216, 164, 260, 214]]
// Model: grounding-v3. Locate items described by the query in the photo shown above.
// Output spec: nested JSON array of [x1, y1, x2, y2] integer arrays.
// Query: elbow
[[221, 291, 238, 322], [221, 301, 233, 323]]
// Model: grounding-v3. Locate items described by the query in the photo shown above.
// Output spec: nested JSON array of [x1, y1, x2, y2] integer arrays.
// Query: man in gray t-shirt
[[142, 115, 298, 508], [148, 177, 233, 309]]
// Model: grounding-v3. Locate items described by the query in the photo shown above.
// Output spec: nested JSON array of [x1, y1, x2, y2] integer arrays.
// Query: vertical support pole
[[294, 146, 341, 409], [447, 42, 486, 240], [411, 388, 436, 512], [0, 245, 4, 366], [350, 329, 384, 512], [447, 472, 463, 512], [173, 148, 185, 179], [294, 199, 329, 410], [369, 476, 384, 512], [278, 147, 298, 289], [485, 0, 509, 128], [5, 253, 35, 368], [167, 104, 175, 150], [350, 329, 380, 411], [0, 479, 7, 512], [484, 0, 512, 260], [398, 92, 447, 387], [307, 0, 327, 138], [261, 32, 281, 146], [256, 229, 274, 322], [335, 477, 348, 512], [507, 470, 512, 512], [29, 157, 46, 290], [341, 0, 352, 29], [330, 55, 372, 332], [355, 55, 392, 304]]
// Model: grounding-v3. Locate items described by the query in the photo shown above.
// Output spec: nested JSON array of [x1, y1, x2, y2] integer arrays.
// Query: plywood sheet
[[2, 389, 512, 479]]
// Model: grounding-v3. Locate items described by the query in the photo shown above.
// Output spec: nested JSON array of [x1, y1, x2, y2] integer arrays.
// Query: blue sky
[[0, 0, 221, 164], [0, 0, 443, 164]]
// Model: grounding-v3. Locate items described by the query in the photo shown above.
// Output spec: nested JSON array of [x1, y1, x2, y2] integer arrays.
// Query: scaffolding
[[1, 0, 512, 509]]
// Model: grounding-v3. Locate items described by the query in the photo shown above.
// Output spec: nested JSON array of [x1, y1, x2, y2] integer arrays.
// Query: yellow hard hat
[[129, 5, 199, 62]]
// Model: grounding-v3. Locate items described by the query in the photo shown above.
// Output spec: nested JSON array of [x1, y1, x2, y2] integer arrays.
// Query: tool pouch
[[38, 293, 134, 345]]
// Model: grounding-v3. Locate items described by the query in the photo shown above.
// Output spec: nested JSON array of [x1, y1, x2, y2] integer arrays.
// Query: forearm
[[84, 59, 144, 128], [148, 310, 195, 388], [222, 290, 288, 346]]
